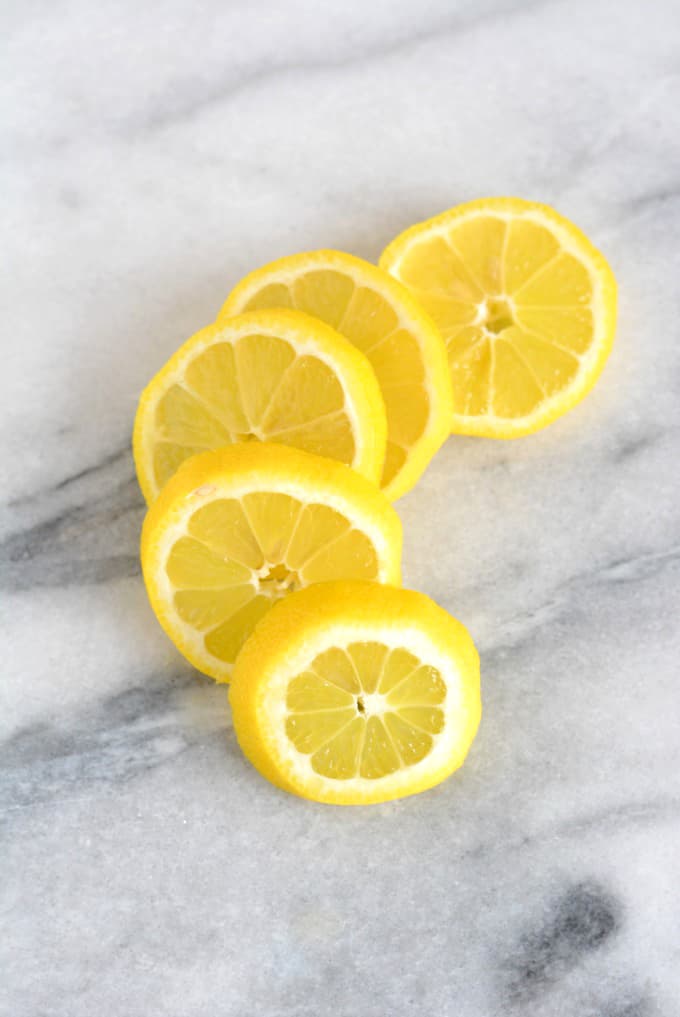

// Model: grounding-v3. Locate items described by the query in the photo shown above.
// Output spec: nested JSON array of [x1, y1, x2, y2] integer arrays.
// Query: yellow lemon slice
[[230, 581, 481, 804], [141, 444, 402, 682], [218, 250, 453, 500], [133, 308, 388, 503], [380, 197, 617, 437]]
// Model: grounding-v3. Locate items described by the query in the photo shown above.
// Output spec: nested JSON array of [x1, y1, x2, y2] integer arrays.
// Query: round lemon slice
[[380, 197, 617, 437], [218, 250, 453, 501], [134, 308, 388, 503], [230, 581, 481, 804], [141, 444, 402, 682]]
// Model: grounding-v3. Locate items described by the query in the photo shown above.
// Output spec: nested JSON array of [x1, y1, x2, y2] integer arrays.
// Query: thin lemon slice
[[380, 197, 617, 438], [218, 250, 453, 500], [141, 444, 402, 682], [133, 308, 387, 503], [230, 581, 481, 804]]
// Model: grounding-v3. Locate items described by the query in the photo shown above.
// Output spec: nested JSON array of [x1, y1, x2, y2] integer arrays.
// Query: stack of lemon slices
[[135, 197, 617, 805]]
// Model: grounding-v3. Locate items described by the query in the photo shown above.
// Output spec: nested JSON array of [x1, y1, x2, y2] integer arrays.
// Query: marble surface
[[2, 0, 680, 1013]]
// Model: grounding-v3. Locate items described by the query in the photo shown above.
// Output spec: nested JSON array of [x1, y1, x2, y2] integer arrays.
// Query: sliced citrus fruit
[[230, 581, 481, 804], [380, 197, 617, 438], [218, 250, 453, 501], [133, 308, 387, 503], [141, 444, 402, 682]]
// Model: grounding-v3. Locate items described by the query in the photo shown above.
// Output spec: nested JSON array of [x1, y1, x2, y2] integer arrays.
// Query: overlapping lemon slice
[[380, 198, 617, 437], [141, 444, 402, 681], [219, 250, 453, 500], [134, 309, 387, 502], [230, 581, 481, 804]]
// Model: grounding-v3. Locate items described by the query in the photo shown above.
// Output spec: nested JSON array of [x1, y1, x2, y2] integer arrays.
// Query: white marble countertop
[[2, 1, 680, 1014]]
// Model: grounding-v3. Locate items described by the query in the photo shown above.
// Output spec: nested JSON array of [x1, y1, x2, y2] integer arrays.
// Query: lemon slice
[[380, 197, 617, 437], [218, 250, 453, 500], [230, 581, 481, 804], [141, 444, 402, 681], [133, 308, 387, 503]]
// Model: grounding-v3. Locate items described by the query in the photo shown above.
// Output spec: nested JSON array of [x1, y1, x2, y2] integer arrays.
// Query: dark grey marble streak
[[0, 448, 143, 592], [0, 669, 210, 818], [502, 881, 621, 1000]]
